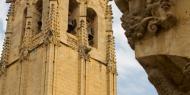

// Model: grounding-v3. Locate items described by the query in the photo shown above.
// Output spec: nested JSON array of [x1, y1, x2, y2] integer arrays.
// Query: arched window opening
[[87, 8, 97, 47], [34, 0, 43, 34], [67, 0, 78, 35]]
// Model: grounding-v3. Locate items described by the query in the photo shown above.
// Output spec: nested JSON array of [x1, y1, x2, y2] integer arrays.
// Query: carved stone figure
[[78, 45, 91, 61], [43, 30, 60, 46], [19, 48, 30, 61]]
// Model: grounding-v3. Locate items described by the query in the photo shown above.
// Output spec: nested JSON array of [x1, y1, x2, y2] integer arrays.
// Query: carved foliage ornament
[[78, 45, 91, 61], [43, 30, 61, 46], [121, 0, 177, 49]]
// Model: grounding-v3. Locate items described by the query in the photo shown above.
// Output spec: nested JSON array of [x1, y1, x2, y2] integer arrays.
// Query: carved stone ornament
[[43, 30, 61, 46], [107, 63, 117, 74], [19, 48, 30, 61], [78, 45, 91, 61], [137, 55, 190, 95], [120, 0, 177, 49], [0, 61, 6, 76], [43, 1, 60, 46]]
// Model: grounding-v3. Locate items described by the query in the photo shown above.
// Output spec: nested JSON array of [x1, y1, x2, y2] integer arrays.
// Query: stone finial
[[43, 1, 60, 46]]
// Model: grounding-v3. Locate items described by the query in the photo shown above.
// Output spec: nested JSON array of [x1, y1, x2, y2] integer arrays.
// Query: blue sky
[[0, 0, 158, 95], [111, 2, 158, 95]]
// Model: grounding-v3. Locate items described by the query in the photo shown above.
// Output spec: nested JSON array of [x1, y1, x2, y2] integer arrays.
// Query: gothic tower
[[0, 0, 117, 95]]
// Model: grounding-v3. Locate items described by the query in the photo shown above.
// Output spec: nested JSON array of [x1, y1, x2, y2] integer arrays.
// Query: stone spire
[[43, 0, 60, 46], [106, 4, 116, 74]]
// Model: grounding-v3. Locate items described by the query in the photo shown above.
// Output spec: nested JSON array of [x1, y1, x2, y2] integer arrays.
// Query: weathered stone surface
[[115, 0, 190, 94]]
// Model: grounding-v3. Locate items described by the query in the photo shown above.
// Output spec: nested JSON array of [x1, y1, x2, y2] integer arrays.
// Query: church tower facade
[[0, 0, 117, 95]]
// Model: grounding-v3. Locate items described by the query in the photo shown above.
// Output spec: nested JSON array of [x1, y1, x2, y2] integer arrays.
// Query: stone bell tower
[[0, 0, 117, 95]]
